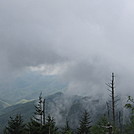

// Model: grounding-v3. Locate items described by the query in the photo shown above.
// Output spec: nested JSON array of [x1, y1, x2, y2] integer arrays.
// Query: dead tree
[[106, 102, 110, 121], [106, 73, 119, 126], [43, 98, 46, 125]]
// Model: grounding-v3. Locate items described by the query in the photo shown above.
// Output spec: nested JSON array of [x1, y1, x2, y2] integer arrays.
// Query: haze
[[0, 0, 134, 97]]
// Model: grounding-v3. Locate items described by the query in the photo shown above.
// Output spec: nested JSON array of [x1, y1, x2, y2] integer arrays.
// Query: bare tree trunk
[[111, 73, 115, 126], [106, 102, 110, 121], [43, 99, 46, 125], [49, 126, 50, 134], [106, 73, 116, 126]]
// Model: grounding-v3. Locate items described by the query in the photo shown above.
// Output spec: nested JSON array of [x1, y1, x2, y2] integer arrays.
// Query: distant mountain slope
[[0, 72, 67, 103], [0, 100, 35, 133], [0, 92, 107, 134], [0, 100, 10, 110], [16, 99, 34, 104]]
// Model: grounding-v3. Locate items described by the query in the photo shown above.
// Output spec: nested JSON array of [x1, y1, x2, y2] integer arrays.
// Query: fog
[[0, 0, 134, 96]]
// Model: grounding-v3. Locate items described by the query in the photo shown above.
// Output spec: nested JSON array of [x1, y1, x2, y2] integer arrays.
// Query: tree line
[[3, 95, 134, 134], [3, 73, 134, 134]]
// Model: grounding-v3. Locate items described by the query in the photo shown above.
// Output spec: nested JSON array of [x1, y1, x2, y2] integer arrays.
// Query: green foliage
[[124, 116, 134, 134], [33, 92, 44, 125], [91, 116, 108, 134], [42, 115, 58, 134], [4, 114, 26, 134], [77, 110, 91, 134], [124, 96, 134, 134], [4, 94, 134, 134], [26, 94, 58, 134], [125, 96, 134, 114], [61, 120, 73, 134], [26, 119, 42, 134], [27, 115, 58, 134]]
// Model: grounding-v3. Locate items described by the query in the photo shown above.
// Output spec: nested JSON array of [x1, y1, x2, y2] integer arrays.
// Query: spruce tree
[[42, 115, 58, 134], [91, 116, 108, 134], [27, 93, 46, 134], [77, 110, 91, 134], [61, 120, 73, 134], [28, 115, 58, 134], [33, 92, 44, 124], [125, 96, 134, 134], [4, 114, 26, 134], [26, 118, 41, 134]]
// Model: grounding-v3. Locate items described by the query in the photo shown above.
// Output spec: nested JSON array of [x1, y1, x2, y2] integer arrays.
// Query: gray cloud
[[0, 0, 134, 96]]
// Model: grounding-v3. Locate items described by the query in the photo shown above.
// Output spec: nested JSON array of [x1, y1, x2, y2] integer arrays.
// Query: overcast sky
[[0, 0, 134, 96]]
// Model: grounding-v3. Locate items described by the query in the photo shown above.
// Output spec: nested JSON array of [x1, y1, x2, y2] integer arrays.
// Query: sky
[[0, 0, 134, 97]]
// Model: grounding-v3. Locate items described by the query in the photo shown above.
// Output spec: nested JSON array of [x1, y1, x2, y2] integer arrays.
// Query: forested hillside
[[0, 92, 133, 134]]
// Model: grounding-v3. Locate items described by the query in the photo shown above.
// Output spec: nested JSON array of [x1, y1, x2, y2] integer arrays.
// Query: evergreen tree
[[125, 116, 134, 134], [4, 114, 26, 134], [26, 118, 42, 134], [91, 116, 108, 134], [125, 96, 134, 134], [27, 93, 46, 134], [77, 110, 91, 134], [125, 96, 134, 113], [27, 115, 58, 134], [42, 115, 58, 134], [61, 120, 73, 134], [33, 92, 44, 125]]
